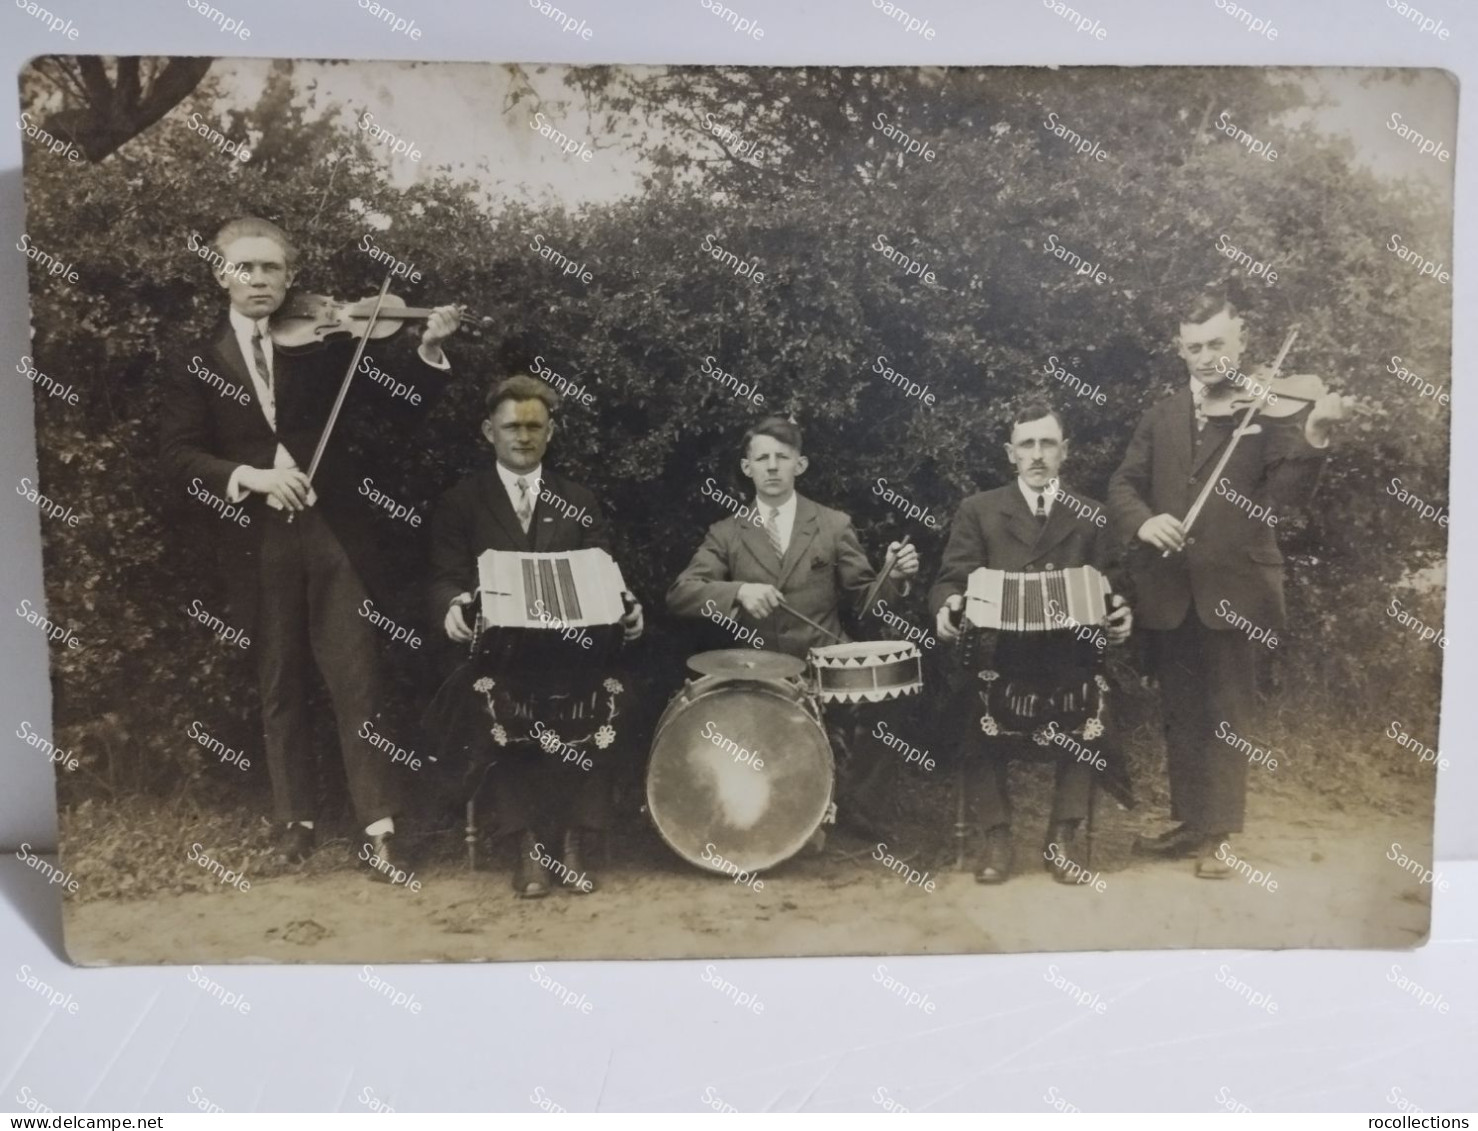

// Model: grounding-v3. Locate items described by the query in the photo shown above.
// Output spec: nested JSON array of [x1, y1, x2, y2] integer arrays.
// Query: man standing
[[160, 216, 460, 877], [1107, 291, 1348, 877], [666, 416, 919, 835], [931, 402, 1131, 884], [428, 375, 643, 898]]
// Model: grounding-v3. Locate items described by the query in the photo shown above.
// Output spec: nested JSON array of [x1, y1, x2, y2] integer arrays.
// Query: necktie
[[1192, 384, 1207, 433], [515, 477, 533, 533], [250, 324, 273, 399], [1035, 492, 1048, 527], [764, 505, 785, 560]]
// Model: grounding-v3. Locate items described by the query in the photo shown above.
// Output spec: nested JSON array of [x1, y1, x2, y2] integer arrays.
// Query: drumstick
[[776, 599, 845, 644], [859, 535, 911, 623]]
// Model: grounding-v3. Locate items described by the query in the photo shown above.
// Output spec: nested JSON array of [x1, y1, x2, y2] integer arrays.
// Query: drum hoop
[[809, 639, 921, 664]]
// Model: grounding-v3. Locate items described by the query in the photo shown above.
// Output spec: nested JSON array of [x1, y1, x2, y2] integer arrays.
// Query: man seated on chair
[[930, 401, 1132, 885], [666, 415, 919, 837], [427, 375, 643, 899]]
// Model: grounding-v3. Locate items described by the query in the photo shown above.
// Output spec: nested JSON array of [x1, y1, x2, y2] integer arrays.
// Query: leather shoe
[[359, 831, 403, 883], [1046, 820, 1088, 884], [560, 827, 597, 894], [1194, 835, 1234, 879], [974, 825, 1013, 884], [280, 823, 315, 864], [1133, 823, 1203, 859], [514, 831, 552, 899]]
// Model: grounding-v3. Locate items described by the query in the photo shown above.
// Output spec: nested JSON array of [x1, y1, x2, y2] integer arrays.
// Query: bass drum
[[646, 673, 833, 875]]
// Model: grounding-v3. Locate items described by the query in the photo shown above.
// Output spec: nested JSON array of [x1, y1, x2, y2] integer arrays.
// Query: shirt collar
[[1018, 476, 1053, 513], [496, 461, 542, 496], [228, 306, 270, 340], [756, 492, 798, 523], [1189, 375, 1209, 401]]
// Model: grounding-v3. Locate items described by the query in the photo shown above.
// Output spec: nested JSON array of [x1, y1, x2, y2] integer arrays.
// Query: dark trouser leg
[[299, 509, 394, 827], [492, 753, 612, 838], [1156, 619, 1255, 835], [838, 702, 901, 821], [257, 515, 315, 824], [1050, 758, 1093, 825]]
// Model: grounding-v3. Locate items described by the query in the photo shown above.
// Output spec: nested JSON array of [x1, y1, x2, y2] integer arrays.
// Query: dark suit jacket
[[427, 465, 613, 628], [665, 493, 900, 659], [158, 317, 447, 635], [1106, 387, 1325, 632]]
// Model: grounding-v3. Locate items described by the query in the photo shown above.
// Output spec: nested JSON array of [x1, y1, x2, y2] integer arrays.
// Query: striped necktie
[[764, 505, 785, 560], [515, 477, 534, 533], [250, 324, 273, 398]]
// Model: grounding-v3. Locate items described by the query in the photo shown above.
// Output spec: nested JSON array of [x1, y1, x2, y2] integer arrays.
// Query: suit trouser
[[1153, 617, 1256, 835], [953, 707, 1092, 832], [257, 507, 395, 826], [828, 701, 902, 821], [491, 754, 612, 839]]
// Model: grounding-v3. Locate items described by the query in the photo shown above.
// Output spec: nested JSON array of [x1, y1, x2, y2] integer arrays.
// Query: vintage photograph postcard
[[15, 56, 1453, 964]]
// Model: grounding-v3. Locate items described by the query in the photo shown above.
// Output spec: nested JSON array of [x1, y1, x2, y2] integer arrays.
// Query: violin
[[269, 291, 489, 352], [1200, 370, 1328, 418]]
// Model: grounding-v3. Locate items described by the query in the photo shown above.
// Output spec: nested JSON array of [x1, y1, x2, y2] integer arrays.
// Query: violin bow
[[306, 272, 395, 485], [1167, 324, 1300, 554]]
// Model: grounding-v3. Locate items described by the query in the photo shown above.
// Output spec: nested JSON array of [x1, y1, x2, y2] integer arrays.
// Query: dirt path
[[63, 792, 1431, 965]]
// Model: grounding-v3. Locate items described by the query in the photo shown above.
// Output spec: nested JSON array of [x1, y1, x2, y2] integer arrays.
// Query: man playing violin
[[1107, 290, 1350, 878], [666, 416, 919, 837], [160, 216, 461, 877]]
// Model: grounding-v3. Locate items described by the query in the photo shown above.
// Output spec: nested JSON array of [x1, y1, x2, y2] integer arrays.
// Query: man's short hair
[[1009, 399, 1067, 440], [486, 374, 560, 417], [213, 216, 297, 268], [1180, 289, 1240, 325], [742, 415, 803, 456]]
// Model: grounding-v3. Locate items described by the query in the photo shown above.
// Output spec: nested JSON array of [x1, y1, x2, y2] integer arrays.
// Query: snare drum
[[806, 640, 923, 704], [646, 666, 833, 875]]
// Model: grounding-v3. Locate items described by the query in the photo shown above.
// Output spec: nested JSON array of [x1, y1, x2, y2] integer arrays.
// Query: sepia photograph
[[16, 55, 1454, 966]]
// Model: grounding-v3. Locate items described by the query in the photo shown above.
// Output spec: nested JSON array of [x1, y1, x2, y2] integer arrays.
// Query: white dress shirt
[[1018, 476, 1055, 520], [497, 461, 542, 521], [755, 492, 798, 554]]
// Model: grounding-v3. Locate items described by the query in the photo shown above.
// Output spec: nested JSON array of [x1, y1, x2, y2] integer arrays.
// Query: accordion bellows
[[964, 565, 1111, 632]]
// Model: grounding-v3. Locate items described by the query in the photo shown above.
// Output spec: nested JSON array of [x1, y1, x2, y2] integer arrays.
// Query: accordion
[[472, 548, 627, 670], [960, 564, 1112, 676]]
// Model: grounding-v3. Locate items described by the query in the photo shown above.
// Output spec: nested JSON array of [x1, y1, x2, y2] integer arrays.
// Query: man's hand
[[936, 594, 964, 642], [1137, 513, 1187, 553], [1305, 390, 1353, 448], [421, 304, 462, 354], [736, 583, 784, 619], [1105, 593, 1132, 645], [444, 592, 475, 643], [621, 594, 644, 642], [888, 541, 919, 580], [239, 467, 314, 512]]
